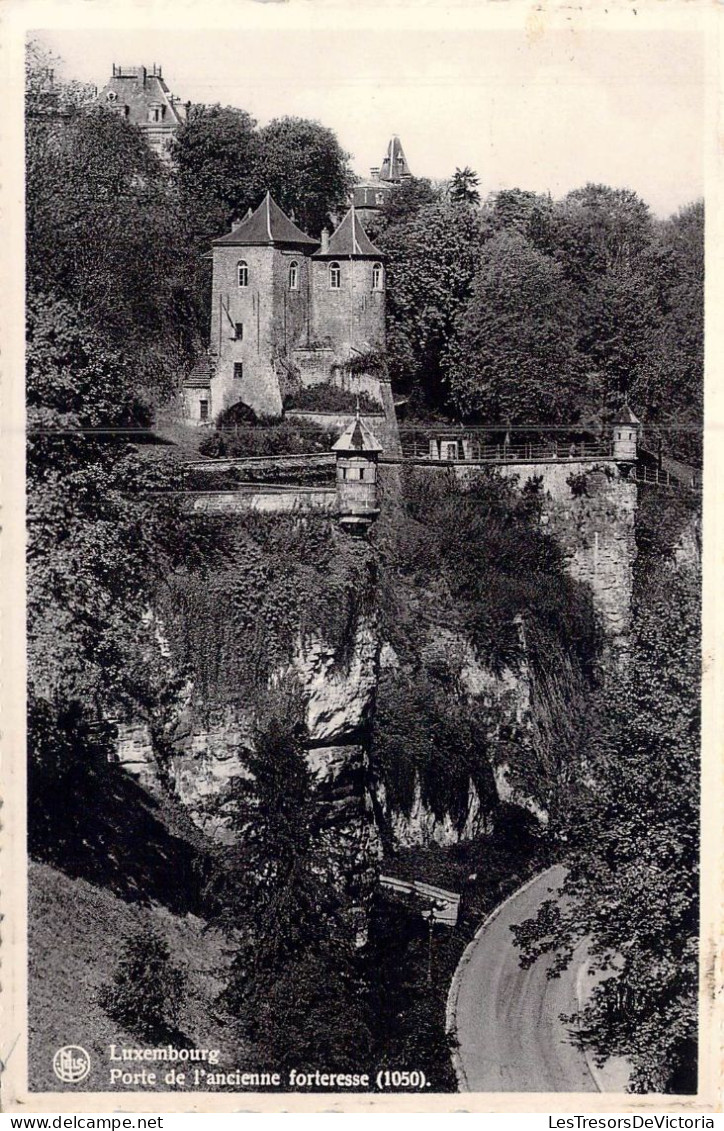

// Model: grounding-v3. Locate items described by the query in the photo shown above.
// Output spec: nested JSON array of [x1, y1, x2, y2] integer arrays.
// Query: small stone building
[[186, 193, 387, 423]]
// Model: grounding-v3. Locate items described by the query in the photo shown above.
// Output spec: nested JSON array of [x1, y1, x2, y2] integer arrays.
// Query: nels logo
[[53, 1045, 91, 1084]]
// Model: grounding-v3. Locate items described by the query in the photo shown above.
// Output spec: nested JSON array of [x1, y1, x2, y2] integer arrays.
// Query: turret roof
[[332, 414, 384, 454], [613, 403, 641, 425], [314, 206, 383, 259], [212, 192, 319, 248], [379, 135, 411, 182]]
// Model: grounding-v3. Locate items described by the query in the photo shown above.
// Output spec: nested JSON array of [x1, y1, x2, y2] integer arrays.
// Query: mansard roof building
[[95, 64, 187, 161]]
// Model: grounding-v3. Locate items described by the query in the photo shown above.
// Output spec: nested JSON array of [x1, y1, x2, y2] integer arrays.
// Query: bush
[[567, 471, 589, 497], [99, 926, 187, 1040], [198, 419, 331, 459], [284, 385, 382, 414]]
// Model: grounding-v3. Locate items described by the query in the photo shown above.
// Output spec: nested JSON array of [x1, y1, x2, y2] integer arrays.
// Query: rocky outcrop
[[371, 629, 542, 849]]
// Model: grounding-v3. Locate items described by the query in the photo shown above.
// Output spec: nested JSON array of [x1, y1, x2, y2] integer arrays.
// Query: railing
[[396, 435, 614, 463], [379, 875, 461, 927], [632, 465, 701, 491]]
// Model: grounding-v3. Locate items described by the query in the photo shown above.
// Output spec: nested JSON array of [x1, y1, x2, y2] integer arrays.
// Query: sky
[[35, 18, 705, 218]]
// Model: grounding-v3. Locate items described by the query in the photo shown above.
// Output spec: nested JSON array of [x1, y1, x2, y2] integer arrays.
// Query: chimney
[[370, 166, 380, 180], [321, 228, 330, 253]]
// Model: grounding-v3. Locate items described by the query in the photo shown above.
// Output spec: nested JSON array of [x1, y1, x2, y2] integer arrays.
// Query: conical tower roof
[[315, 206, 383, 259], [212, 192, 319, 248], [613, 403, 641, 426], [332, 414, 384, 454], [379, 135, 411, 182]]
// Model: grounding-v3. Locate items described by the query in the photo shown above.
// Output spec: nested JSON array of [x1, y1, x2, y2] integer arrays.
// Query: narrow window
[[235, 322, 243, 340], [237, 261, 248, 288], [289, 261, 299, 290], [372, 262, 384, 291], [199, 399, 209, 422], [329, 262, 341, 290], [234, 362, 243, 381]]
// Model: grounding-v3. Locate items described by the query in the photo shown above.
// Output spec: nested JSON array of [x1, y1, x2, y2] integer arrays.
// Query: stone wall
[[183, 486, 337, 515], [309, 258, 385, 360]]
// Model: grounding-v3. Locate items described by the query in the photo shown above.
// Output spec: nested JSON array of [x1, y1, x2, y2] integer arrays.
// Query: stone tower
[[208, 193, 319, 418], [332, 413, 383, 532], [612, 404, 641, 464], [352, 134, 412, 219], [311, 205, 386, 362], [190, 195, 390, 425]]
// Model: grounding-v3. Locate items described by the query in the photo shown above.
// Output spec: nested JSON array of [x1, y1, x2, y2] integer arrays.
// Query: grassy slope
[[28, 861, 239, 1093]]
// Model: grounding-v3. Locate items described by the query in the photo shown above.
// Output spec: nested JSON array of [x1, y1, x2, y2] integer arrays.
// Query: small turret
[[612, 403, 641, 464], [332, 414, 383, 533]]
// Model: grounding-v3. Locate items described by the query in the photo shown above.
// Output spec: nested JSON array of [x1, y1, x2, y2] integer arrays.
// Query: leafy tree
[[449, 166, 481, 207], [376, 176, 439, 229], [484, 188, 555, 252], [172, 104, 260, 237], [637, 202, 704, 464], [254, 116, 354, 236], [99, 926, 187, 1039], [26, 102, 191, 396], [551, 184, 653, 284], [512, 562, 701, 1093], [26, 38, 97, 118], [445, 230, 587, 422], [378, 202, 491, 408], [575, 270, 662, 412]]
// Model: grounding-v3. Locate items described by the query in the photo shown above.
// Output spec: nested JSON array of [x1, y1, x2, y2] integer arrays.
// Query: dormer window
[[237, 261, 248, 288], [289, 261, 299, 290], [372, 263, 384, 291], [329, 262, 341, 290]]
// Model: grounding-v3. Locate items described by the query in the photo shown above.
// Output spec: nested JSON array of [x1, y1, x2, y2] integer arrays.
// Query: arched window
[[329, 262, 341, 289], [372, 262, 384, 291], [289, 261, 299, 290], [237, 260, 248, 288]]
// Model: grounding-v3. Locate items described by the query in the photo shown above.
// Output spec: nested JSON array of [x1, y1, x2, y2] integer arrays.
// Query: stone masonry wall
[[310, 258, 385, 360], [210, 244, 285, 418]]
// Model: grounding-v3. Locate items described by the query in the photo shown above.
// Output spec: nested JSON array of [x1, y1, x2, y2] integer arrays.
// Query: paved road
[[452, 865, 599, 1093]]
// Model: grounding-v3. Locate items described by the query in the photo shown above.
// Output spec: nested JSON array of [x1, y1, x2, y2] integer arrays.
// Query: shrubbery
[[284, 385, 382, 414], [99, 926, 187, 1040]]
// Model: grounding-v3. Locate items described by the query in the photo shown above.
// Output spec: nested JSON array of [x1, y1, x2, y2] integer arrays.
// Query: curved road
[[451, 865, 600, 1093]]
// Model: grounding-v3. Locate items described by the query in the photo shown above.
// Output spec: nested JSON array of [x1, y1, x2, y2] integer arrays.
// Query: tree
[[378, 176, 439, 228], [254, 117, 354, 236], [512, 561, 701, 1093], [444, 230, 587, 422], [26, 101, 191, 396], [172, 103, 260, 237], [378, 201, 491, 408], [551, 184, 653, 284], [484, 188, 554, 252], [449, 166, 481, 207], [218, 679, 372, 1071], [26, 38, 96, 118]]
